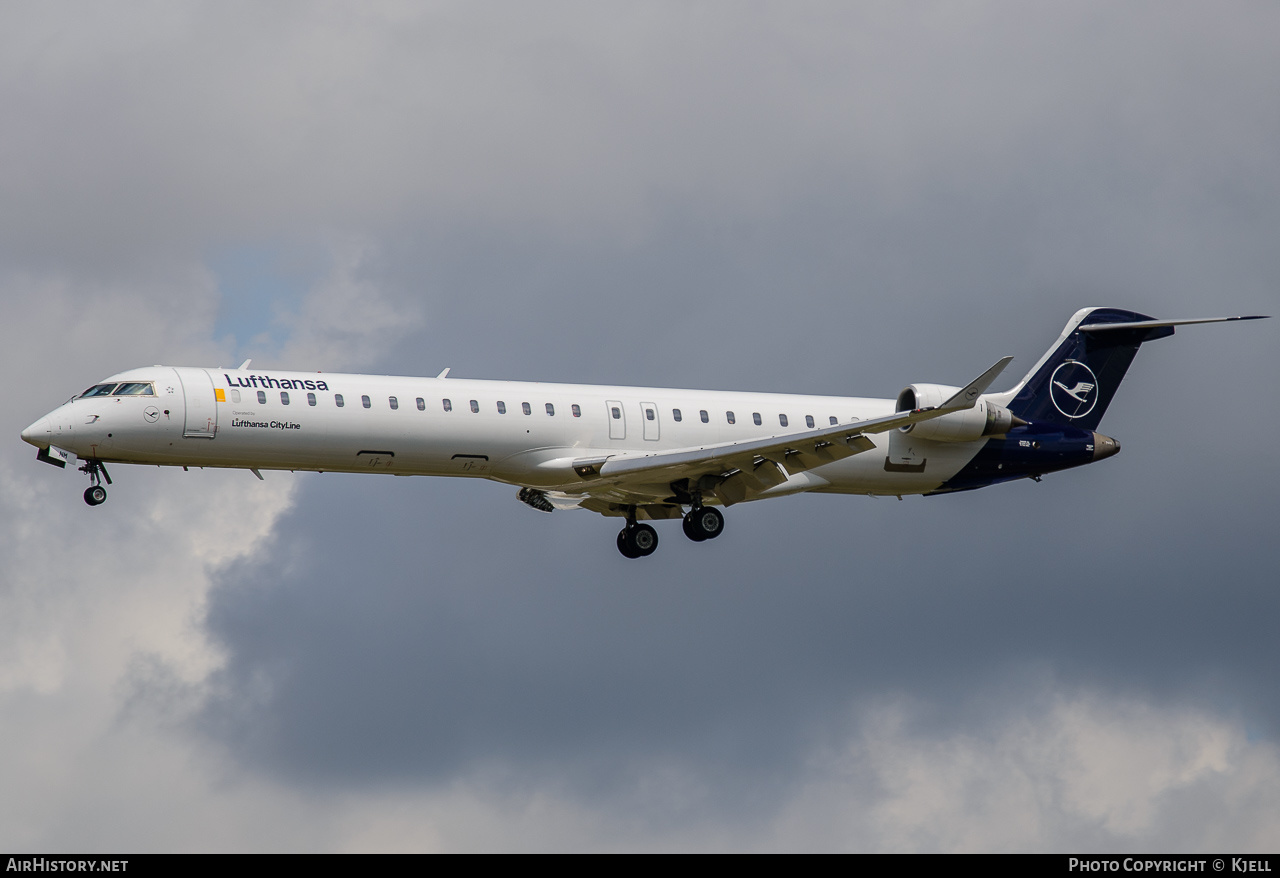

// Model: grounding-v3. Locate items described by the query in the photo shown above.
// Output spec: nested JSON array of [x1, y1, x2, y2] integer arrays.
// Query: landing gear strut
[[616, 507, 659, 559], [79, 459, 111, 506]]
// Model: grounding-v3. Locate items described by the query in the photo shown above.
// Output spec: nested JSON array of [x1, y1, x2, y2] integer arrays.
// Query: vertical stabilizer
[[989, 308, 1173, 431]]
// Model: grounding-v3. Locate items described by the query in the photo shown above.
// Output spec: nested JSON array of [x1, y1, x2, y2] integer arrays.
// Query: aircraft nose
[[20, 416, 50, 447]]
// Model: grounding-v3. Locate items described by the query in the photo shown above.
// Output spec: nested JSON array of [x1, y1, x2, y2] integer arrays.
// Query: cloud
[[275, 237, 425, 370], [86, 692, 1280, 852], [766, 695, 1280, 853]]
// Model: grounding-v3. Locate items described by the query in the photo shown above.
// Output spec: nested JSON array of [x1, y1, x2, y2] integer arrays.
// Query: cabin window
[[753, 412, 761, 425], [779, 414, 788, 427], [805, 415, 815, 428], [389, 396, 399, 410], [280, 391, 290, 405], [611, 406, 621, 419], [470, 399, 479, 413], [442, 398, 452, 412], [645, 408, 655, 421], [673, 409, 682, 422], [335, 394, 344, 407], [830, 416, 838, 425], [572, 404, 581, 418], [726, 411, 735, 424], [362, 395, 371, 409], [497, 401, 506, 414], [113, 382, 155, 396], [230, 390, 241, 403], [700, 410, 709, 423], [257, 391, 267, 405], [546, 403, 555, 416], [416, 398, 425, 411], [307, 393, 316, 406], [523, 402, 532, 415], [80, 384, 118, 398]]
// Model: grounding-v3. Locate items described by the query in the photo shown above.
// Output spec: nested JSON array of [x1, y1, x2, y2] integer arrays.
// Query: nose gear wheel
[[78, 459, 112, 506]]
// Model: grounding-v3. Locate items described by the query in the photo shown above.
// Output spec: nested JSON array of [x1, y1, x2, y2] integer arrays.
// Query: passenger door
[[173, 367, 218, 438]]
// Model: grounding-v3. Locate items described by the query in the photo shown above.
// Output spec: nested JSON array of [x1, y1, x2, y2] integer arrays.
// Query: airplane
[[19, 307, 1267, 558]]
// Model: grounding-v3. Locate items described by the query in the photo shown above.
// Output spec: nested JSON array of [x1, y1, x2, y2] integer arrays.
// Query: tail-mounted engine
[[895, 384, 1024, 442]]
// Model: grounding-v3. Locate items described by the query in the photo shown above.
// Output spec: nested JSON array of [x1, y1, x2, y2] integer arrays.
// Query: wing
[[560, 356, 1013, 518]]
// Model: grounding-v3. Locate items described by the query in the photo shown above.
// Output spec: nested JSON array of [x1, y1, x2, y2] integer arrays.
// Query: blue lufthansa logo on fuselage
[[1050, 360, 1098, 419]]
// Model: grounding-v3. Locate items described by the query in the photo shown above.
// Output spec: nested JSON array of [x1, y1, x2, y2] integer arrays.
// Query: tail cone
[[1092, 433, 1121, 461]]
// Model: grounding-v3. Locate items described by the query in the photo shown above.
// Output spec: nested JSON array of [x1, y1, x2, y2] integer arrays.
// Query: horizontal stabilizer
[[1079, 315, 1269, 332]]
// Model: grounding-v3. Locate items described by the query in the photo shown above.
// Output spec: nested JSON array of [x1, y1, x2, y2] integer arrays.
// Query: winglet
[[938, 356, 1014, 412], [238, 358, 252, 370], [437, 368, 451, 379]]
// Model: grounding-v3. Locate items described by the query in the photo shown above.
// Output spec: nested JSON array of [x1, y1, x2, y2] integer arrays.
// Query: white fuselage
[[26, 365, 985, 499], [23, 307, 1250, 557]]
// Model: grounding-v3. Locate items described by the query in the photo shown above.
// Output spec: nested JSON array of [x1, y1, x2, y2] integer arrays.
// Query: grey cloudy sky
[[1, 1, 1277, 852]]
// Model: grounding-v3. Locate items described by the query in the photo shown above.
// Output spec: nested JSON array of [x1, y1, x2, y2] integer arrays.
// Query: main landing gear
[[617, 523, 658, 559], [682, 506, 724, 542], [79, 459, 111, 506], [614, 504, 726, 558]]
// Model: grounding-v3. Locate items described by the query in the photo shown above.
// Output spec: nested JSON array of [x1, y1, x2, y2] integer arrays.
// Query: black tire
[[682, 514, 707, 542], [84, 485, 107, 506], [685, 507, 724, 540], [630, 523, 659, 556], [696, 507, 724, 540], [617, 528, 640, 558]]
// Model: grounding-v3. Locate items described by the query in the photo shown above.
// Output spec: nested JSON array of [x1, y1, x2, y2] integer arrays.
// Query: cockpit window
[[80, 384, 118, 398], [112, 382, 155, 396]]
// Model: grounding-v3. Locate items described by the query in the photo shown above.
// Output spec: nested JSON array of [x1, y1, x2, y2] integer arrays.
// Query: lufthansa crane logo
[[1050, 360, 1098, 419]]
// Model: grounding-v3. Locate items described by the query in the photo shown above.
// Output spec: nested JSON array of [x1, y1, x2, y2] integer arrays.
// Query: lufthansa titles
[[231, 418, 301, 430], [224, 373, 330, 391]]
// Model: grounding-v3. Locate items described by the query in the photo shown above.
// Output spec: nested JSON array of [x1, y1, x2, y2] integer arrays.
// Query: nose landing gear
[[79, 459, 112, 506]]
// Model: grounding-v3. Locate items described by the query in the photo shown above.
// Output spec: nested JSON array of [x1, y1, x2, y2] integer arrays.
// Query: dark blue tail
[[999, 307, 1174, 431]]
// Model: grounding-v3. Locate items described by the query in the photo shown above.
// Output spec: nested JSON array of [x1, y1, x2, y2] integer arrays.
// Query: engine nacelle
[[895, 383, 1022, 442]]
